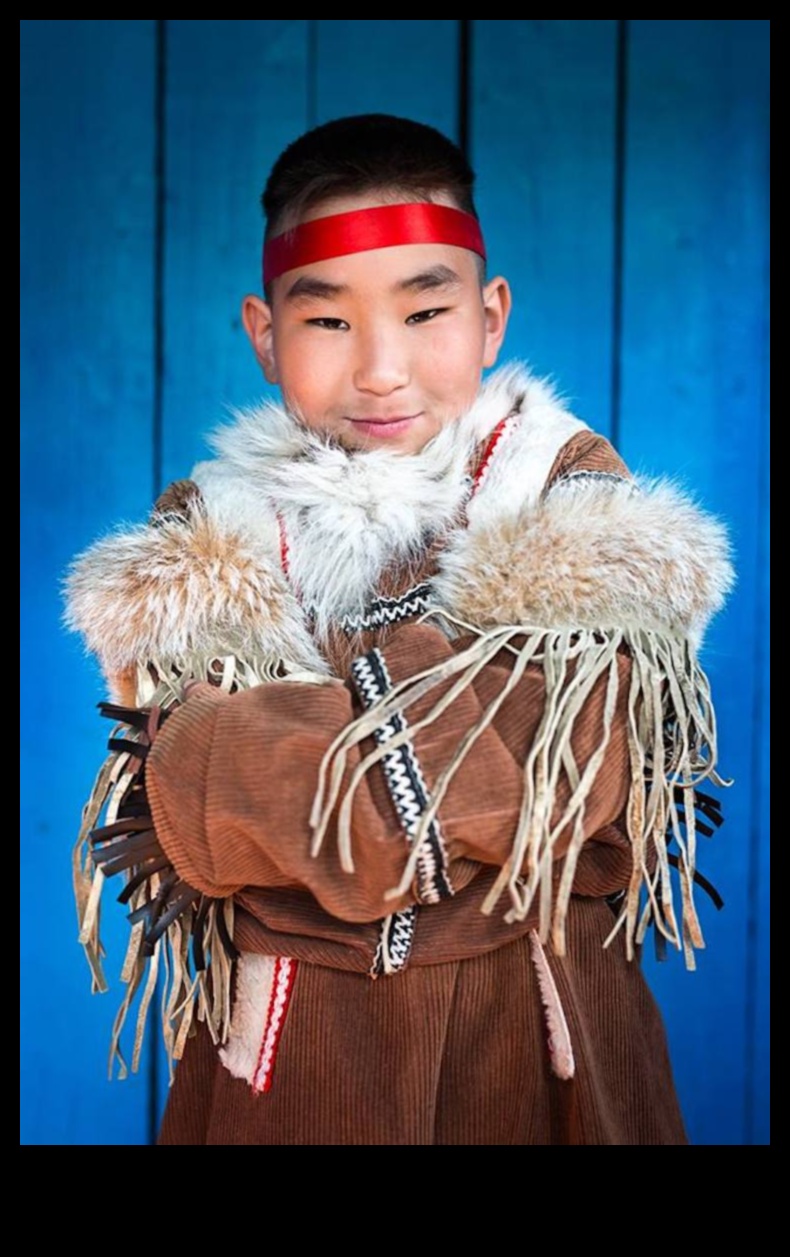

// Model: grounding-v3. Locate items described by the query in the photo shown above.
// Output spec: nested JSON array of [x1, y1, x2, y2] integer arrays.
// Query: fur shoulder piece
[[428, 368, 734, 647], [435, 468, 734, 650], [63, 485, 328, 693]]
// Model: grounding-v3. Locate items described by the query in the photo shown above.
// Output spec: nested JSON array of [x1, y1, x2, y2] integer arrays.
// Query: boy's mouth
[[347, 414, 422, 438]]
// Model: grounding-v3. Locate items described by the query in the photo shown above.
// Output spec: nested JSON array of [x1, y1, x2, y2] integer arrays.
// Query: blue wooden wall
[[21, 20, 769, 1145]]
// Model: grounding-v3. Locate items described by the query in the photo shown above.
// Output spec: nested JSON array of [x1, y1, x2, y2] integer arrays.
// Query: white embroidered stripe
[[337, 582, 433, 635], [548, 470, 636, 495], [371, 906, 419, 978], [352, 648, 418, 976], [353, 648, 453, 905], [351, 648, 454, 975]]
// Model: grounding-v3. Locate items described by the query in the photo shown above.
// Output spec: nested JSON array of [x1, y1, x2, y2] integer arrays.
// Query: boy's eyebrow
[[284, 276, 350, 302], [283, 264, 464, 304], [394, 265, 463, 293]]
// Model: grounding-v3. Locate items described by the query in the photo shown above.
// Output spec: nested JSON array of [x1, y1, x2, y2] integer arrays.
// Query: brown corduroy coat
[[66, 364, 734, 1144]]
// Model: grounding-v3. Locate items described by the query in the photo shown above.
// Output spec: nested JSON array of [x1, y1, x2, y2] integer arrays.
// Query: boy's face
[[242, 193, 511, 455]]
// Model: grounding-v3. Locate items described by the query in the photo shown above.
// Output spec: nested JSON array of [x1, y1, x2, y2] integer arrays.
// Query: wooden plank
[[21, 20, 157, 1145], [157, 19, 311, 1123], [471, 20, 619, 438], [751, 288, 770, 1145], [314, 21, 458, 136], [620, 20, 769, 1145], [161, 21, 310, 489]]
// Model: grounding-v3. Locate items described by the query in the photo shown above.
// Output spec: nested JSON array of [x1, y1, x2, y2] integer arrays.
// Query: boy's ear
[[241, 294, 278, 383], [481, 276, 512, 369]]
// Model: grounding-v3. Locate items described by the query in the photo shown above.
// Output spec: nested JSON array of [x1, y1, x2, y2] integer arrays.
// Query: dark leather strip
[[127, 876, 181, 928], [98, 703, 151, 731], [674, 810, 716, 839], [192, 897, 211, 972], [90, 816, 152, 843], [215, 901, 240, 962], [116, 856, 172, 904], [108, 737, 148, 759], [143, 885, 202, 948], [91, 828, 157, 862], [666, 853, 724, 910]]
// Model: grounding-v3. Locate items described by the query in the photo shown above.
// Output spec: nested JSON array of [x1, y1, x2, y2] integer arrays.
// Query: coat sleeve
[[139, 430, 643, 927], [143, 619, 634, 926]]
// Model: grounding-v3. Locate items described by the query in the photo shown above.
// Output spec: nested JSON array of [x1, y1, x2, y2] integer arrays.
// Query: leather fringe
[[73, 650, 328, 1081], [310, 613, 731, 971]]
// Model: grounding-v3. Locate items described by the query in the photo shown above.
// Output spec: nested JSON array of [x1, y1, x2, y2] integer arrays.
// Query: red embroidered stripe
[[276, 511, 290, 581], [252, 956, 298, 1094], [471, 414, 511, 497]]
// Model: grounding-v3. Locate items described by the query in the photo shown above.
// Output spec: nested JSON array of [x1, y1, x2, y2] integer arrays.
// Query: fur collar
[[190, 363, 567, 636], [64, 362, 734, 689]]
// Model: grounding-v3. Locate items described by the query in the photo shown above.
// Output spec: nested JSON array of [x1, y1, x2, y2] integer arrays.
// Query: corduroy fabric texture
[[145, 624, 634, 920], [146, 428, 689, 1144], [157, 899, 687, 1146]]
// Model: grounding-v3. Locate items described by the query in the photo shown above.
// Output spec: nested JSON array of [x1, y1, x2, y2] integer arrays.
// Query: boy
[[66, 113, 733, 1145]]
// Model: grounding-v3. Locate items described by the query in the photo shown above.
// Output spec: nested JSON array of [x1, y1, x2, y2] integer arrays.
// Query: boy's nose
[[352, 331, 410, 396]]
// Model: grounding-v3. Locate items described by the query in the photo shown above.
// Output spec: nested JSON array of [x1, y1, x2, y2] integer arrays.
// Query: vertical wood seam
[[149, 14, 167, 1148], [744, 267, 770, 1145], [458, 20, 471, 158], [610, 18, 628, 451], [308, 21, 318, 129]]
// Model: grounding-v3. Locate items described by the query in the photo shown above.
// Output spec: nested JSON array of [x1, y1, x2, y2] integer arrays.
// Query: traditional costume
[[65, 205, 734, 1145]]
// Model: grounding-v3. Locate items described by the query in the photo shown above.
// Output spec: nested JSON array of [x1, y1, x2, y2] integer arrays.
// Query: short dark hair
[[261, 114, 483, 294]]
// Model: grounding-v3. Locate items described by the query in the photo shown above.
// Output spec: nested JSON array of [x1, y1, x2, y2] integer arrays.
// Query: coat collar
[[191, 363, 570, 636], [65, 361, 734, 686]]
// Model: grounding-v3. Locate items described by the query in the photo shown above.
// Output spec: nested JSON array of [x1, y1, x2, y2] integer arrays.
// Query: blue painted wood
[[752, 287, 770, 1146], [161, 20, 310, 490], [314, 20, 458, 137], [619, 20, 769, 1145], [157, 19, 311, 1124], [24, 18, 768, 1146], [21, 20, 157, 1145], [471, 20, 619, 439]]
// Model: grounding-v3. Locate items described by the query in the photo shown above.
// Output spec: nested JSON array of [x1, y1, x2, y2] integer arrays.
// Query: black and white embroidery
[[548, 470, 636, 495], [371, 907, 419, 977], [338, 583, 433, 636], [351, 647, 455, 974]]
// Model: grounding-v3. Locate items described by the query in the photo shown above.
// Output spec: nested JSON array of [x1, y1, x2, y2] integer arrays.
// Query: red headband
[[263, 203, 486, 287]]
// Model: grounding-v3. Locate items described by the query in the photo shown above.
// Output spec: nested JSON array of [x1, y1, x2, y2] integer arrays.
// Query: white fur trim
[[200, 398, 471, 638], [191, 363, 581, 636], [529, 931, 575, 1080], [218, 951, 277, 1084], [219, 952, 297, 1091], [464, 369, 588, 526]]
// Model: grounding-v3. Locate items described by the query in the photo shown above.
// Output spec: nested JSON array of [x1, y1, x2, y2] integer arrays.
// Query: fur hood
[[64, 363, 734, 690]]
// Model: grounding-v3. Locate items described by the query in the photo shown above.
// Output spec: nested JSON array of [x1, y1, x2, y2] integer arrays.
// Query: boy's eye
[[405, 308, 446, 325], [306, 317, 349, 330]]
